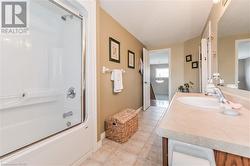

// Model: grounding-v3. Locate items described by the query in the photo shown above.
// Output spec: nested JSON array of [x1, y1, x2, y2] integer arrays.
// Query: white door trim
[[201, 38, 208, 93], [148, 48, 171, 100], [203, 20, 212, 79], [143, 48, 150, 110], [79, 0, 98, 152]]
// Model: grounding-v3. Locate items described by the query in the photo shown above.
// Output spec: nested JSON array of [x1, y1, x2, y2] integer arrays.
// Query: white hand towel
[[111, 69, 123, 93]]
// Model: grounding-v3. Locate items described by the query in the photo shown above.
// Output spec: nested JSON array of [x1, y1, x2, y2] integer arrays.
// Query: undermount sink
[[177, 96, 220, 109]]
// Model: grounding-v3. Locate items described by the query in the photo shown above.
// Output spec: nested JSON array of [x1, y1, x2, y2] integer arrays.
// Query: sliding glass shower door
[[0, 0, 84, 156]]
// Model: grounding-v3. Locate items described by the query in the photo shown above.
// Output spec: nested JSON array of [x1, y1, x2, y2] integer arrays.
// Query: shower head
[[61, 14, 73, 21]]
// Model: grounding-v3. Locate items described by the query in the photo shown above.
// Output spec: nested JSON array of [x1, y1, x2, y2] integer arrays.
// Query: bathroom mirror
[[217, 0, 250, 91]]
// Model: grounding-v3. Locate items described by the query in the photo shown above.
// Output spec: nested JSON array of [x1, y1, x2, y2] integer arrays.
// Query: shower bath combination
[[0, 0, 85, 157]]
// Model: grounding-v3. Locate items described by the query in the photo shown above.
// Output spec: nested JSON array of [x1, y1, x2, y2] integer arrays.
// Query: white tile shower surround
[[80, 106, 167, 166]]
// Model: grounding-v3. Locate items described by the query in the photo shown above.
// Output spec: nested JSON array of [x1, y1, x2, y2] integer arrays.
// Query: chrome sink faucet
[[213, 87, 228, 104], [205, 73, 228, 104], [205, 87, 228, 104]]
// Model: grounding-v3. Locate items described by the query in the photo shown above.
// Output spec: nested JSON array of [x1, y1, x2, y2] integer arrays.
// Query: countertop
[[156, 93, 250, 158]]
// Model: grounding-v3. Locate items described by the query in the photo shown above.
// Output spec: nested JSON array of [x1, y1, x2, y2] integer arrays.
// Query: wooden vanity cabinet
[[162, 138, 250, 166], [214, 150, 250, 166], [162, 138, 169, 166]]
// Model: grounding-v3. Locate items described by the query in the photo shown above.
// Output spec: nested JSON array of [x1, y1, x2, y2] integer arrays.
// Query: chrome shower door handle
[[67, 87, 76, 99]]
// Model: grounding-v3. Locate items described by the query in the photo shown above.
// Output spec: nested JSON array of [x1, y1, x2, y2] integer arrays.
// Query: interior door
[[143, 48, 150, 110]]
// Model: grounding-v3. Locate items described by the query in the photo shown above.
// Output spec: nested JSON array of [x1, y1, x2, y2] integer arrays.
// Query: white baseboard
[[96, 140, 102, 150], [96, 141, 102, 150], [100, 132, 106, 140], [136, 106, 143, 113], [96, 132, 106, 150]]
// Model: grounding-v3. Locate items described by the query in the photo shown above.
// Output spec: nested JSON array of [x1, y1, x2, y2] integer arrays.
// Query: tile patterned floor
[[80, 106, 167, 166], [155, 95, 168, 101]]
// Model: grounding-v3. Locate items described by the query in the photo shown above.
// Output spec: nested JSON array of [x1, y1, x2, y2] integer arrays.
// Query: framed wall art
[[192, 61, 198, 69], [109, 37, 120, 63], [128, 50, 135, 68], [186, 54, 192, 62]]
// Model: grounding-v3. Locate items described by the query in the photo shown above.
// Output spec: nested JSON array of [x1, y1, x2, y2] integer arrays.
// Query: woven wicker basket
[[105, 108, 139, 143]]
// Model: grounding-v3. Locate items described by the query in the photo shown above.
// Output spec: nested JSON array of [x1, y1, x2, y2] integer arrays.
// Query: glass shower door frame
[[50, 0, 86, 124], [0, 0, 86, 158]]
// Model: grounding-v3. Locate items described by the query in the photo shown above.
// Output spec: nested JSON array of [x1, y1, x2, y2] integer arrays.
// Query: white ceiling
[[238, 40, 250, 60], [100, 0, 213, 48], [218, 0, 250, 37], [150, 52, 169, 64]]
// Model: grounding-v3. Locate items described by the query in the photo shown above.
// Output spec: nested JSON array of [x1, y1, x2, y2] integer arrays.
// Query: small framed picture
[[109, 37, 120, 63], [186, 54, 192, 62], [192, 61, 198, 69], [128, 50, 135, 69]]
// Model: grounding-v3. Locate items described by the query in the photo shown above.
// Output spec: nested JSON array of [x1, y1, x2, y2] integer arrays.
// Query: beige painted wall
[[218, 33, 250, 84], [97, 8, 144, 139], [149, 43, 184, 99], [184, 36, 201, 92]]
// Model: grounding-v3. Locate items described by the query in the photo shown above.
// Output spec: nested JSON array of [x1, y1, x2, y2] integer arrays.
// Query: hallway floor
[[81, 106, 167, 166], [151, 100, 169, 107], [155, 95, 168, 101]]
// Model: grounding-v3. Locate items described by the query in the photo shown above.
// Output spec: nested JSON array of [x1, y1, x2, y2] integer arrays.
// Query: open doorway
[[149, 49, 170, 107], [235, 39, 250, 91]]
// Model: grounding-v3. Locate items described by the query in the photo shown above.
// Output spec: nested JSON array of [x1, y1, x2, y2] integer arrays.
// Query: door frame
[[148, 48, 171, 101], [203, 21, 212, 78], [235, 38, 250, 86], [200, 38, 208, 93], [143, 48, 150, 110], [200, 20, 212, 92]]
